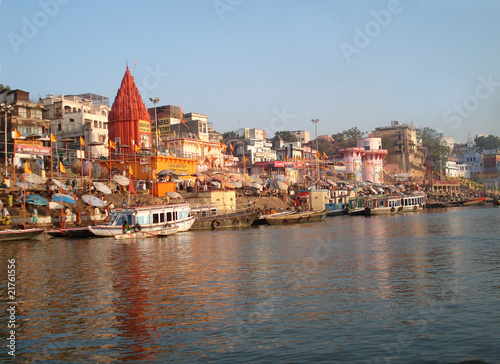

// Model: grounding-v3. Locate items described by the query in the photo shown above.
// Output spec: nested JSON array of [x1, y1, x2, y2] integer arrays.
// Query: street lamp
[[311, 118, 320, 189], [0, 103, 13, 171], [149, 97, 160, 150]]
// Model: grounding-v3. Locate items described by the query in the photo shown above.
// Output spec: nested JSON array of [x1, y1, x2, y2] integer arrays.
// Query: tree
[[416, 127, 449, 165], [331, 127, 366, 153], [222, 131, 236, 140], [0, 84, 11, 93], [272, 131, 297, 143], [475, 134, 500, 151]]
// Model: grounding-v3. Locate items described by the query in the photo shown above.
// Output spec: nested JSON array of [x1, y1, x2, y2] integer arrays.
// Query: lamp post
[[149, 97, 160, 150], [0, 103, 13, 172], [311, 118, 320, 189]]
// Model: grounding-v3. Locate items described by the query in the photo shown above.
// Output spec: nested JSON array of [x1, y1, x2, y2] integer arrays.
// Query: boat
[[255, 210, 295, 225], [325, 204, 348, 216], [364, 195, 402, 215], [190, 208, 261, 230], [0, 228, 45, 242], [462, 197, 486, 206], [425, 201, 443, 208], [46, 226, 94, 238], [114, 225, 179, 240], [88, 203, 195, 237], [324, 190, 349, 216], [264, 210, 326, 225], [441, 200, 465, 208], [347, 197, 366, 216], [400, 192, 426, 212]]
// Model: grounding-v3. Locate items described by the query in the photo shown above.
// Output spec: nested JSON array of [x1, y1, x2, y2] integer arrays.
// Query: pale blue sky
[[1, 0, 499, 143]]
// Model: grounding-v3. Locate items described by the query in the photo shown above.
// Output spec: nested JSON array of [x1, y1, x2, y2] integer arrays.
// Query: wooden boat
[[47, 226, 94, 238], [0, 228, 45, 242], [348, 197, 366, 216], [425, 201, 443, 208], [441, 200, 465, 208], [88, 203, 195, 237], [462, 197, 486, 206], [255, 210, 295, 225], [190, 208, 261, 230], [114, 225, 179, 240], [325, 205, 348, 216], [400, 192, 426, 212], [364, 195, 402, 215], [264, 210, 326, 225]]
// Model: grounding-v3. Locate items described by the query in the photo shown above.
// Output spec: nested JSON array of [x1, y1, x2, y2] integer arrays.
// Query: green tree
[[0, 84, 11, 93], [331, 127, 366, 153], [475, 134, 500, 151], [273, 131, 297, 143], [416, 127, 449, 165]]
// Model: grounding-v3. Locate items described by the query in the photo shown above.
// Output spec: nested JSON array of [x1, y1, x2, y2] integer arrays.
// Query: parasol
[[277, 181, 288, 190], [52, 178, 70, 191], [158, 169, 174, 176], [15, 181, 37, 189], [166, 191, 182, 199], [81, 195, 106, 207], [93, 182, 112, 194], [52, 193, 76, 205], [26, 195, 49, 206], [251, 182, 263, 190], [113, 175, 130, 186], [24, 173, 43, 184]]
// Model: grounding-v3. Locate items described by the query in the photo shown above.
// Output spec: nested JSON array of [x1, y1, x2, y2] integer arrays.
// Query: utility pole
[[311, 119, 320, 189]]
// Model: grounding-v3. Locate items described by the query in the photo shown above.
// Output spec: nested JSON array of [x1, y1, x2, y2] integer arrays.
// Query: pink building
[[340, 138, 387, 183]]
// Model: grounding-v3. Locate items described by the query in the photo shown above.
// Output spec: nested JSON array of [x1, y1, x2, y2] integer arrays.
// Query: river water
[[1, 206, 499, 363]]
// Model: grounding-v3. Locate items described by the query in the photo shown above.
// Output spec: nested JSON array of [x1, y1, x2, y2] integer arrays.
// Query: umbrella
[[166, 191, 182, 199], [25, 195, 49, 205], [251, 175, 263, 184], [251, 182, 263, 190], [15, 181, 37, 189], [277, 181, 288, 190], [230, 174, 244, 182], [244, 174, 255, 183], [52, 178, 70, 191], [113, 175, 129, 186], [24, 173, 43, 184], [52, 193, 76, 205], [93, 182, 112, 194], [158, 169, 174, 176], [81, 195, 106, 207], [210, 180, 221, 189], [233, 181, 243, 188], [268, 181, 279, 190], [224, 179, 235, 189], [297, 191, 309, 198], [274, 175, 286, 181]]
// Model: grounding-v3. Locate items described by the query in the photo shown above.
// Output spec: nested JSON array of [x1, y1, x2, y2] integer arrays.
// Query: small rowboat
[[0, 228, 45, 242], [264, 210, 326, 225], [114, 225, 179, 240]]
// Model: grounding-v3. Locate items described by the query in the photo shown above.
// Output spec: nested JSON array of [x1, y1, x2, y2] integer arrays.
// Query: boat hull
[[265, 210, 326, 225], [47, 227, 94, 238], [113, 226, 179, 240], [365, 207, 400, 215], [463, 198, 486, 206], [191, 209, 261, 230], [0, 228, 45, 242]]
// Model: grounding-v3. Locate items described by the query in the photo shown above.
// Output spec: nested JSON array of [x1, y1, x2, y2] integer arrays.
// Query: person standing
[[8, 192, 13, 207], [32, 207, 38, 224]]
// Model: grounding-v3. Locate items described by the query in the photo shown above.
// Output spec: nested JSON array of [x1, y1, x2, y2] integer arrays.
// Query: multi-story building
[[42, 94, 110, 161], [0, 89, 51, 172], [339, 137, 388, 183], [371, 120, 426, 179], [445, 156, 471, 178], [292, 130, 310, 143], [458, 151, 483, 174], [483, 149, 500, 173]]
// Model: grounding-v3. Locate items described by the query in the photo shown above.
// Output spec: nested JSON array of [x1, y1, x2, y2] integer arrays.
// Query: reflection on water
[[1, 207, 499, 363]]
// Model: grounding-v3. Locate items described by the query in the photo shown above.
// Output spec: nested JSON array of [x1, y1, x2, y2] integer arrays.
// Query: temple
[[108, 66, 151, 152]]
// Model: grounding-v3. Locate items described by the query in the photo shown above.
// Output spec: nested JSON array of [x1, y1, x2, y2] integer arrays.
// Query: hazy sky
[[1, 0, 499, 143]]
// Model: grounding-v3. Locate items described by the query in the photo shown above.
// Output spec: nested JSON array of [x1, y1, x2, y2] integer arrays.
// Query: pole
[[80, 142, 84, 191], [23, 170, 26, 226], [108, 146, 112, 188], [89, 164, 92, 221], [59, 162, 63, 223], [50, 139, 54, 182]]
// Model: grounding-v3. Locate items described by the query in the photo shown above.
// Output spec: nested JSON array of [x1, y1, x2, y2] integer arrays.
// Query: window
[[58, 124, 62, 131], [166, 212, 172, 222], [94, 120, 98, 128], [70, 118, 74, 123], [153, 213, 159, 223], [160, 214, 165, 223]]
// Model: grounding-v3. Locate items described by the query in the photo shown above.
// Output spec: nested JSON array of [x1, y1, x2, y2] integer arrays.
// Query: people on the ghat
[[2, 205, 10, 225], [32, 207, 38, 224]]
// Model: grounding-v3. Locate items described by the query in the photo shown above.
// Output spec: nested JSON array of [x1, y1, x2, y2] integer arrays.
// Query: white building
[[293, 130, 310, 143], [42, 94, 110, 160], [458, 151, 483, 174], [445, 157, 471, 179]]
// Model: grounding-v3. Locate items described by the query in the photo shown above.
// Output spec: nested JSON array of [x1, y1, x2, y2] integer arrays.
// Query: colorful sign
[[15, 144, 51, 156], [139, 120, 151, 133]]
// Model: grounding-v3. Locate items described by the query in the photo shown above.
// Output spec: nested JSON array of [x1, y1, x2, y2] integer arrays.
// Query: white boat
[[88, 203, 195, 237], [364, 195, 402, 215], [0, 228, 45, 242], [400, 192, 426, 212], [114, 225, 179, 240]]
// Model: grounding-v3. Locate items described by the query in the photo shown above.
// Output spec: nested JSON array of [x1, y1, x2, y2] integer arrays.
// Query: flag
[[109, 140, 116, 149], [315, 151, 320, 159], [169, 150, 173, 157], [229, 142, 234, 152], [196, 142, 199, 150], [89, 164, 92, 179], [219, 140, 223, 149], [154, 147, 157, 155], [134, 144, 141, 153], [80, 136, 86, 146], [208, 145, 211, 152], [50, 133, 57, 143], [128, 165, 133, 175], [323, 152, 328, 159], [24, 161, 32, 175], [243, 156, 248, 163], [173, 131, 176, 137], [153, 170, 157, 179], [59, 161, 66, 174], [14, 129, 21, 139], [180, 104, 188, 129], [210, 154, 216, 162]]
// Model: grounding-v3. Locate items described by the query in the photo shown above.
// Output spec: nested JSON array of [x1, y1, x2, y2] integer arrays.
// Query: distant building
[[41, 94, 110, 160], [292, 130, 310, 143], [445, 156, 470, 178], [0, 89, 51, 170], [371, 120, 426, 178], [339, 137, 387, 183]]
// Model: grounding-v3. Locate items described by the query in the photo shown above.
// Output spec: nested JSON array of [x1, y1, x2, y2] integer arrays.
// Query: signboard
[[15, 144, 51, 156], [139, 120, 151, 133]]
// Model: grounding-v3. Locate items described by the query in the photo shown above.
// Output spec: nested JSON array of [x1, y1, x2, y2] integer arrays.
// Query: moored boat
[[0, 228, 45, 242], [255, 210, 295, 225], [364, 195, 402, 215], [400, 192, 426, 212], [348, 197, 366, 216], [114, 225, 179, 240], [462, 197, 486, 206], [88, 203, 195, 237], [190, 208, 261, 230], [264, 210, 326, 225], [441, 200, 465, 208], [47, 226, 94, 238]]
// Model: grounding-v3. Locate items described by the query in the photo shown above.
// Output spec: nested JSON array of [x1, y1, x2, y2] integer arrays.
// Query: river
[[1, 206, 499, 363]]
